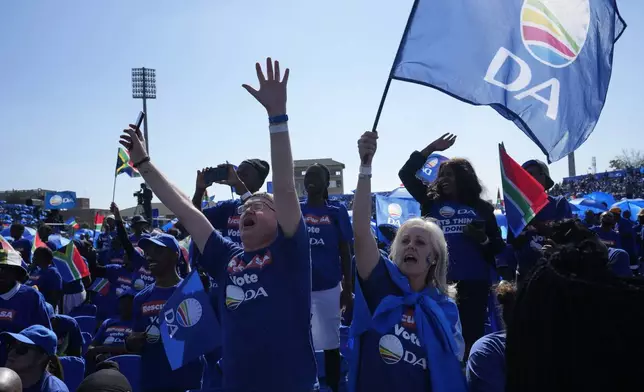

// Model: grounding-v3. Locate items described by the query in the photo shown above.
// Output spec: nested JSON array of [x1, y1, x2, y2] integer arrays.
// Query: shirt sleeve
[[336, 205, 354, 242], [34, 291, 53, 330], [132, 295, 145, 333], [279, 216, 310, 270], [357, 254, 399, 314], [67, 317, 83, 354], [558, 198, 573, 219], [92, 320, 109, 345], [466, 335, 506, 392], [201, 230, 242, 280]]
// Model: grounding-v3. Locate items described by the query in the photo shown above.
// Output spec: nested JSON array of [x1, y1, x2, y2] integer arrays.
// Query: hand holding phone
[[204, 163, 231, 186], [135, 111, 145, 130]]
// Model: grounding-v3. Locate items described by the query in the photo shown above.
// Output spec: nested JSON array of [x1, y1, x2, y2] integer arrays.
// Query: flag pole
[[111, 175, 117, 203], [370, 0, 421, 133]]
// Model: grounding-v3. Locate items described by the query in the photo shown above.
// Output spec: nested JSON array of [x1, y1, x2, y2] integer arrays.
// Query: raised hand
[[119, 124, 148, 164], [196, 168, 211, 190], [358, 131, 378, 166], [110, 202, 122, 221], [242, 57, 289, 117], [427, 133, 457, 152]]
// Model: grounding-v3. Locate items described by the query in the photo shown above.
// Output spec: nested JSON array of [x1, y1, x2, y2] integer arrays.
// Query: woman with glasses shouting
[[119, 58, 317, 392]]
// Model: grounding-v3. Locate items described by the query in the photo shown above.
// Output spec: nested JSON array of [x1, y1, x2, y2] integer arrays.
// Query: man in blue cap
[[2, 325, 68, 391], [126, 234, 203, 392]]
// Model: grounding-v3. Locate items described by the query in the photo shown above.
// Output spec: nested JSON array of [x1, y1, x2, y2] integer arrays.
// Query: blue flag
[[416, 154, 449, 184], [375, 195, 421, 228], [390, 0, 625, 162], [44, 191, 77, 209], [160, 271, 221, 370], [162, 218, 179, 232]]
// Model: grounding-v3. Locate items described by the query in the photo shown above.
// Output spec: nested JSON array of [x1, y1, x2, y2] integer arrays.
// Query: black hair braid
[[506, 226, 644, 392]]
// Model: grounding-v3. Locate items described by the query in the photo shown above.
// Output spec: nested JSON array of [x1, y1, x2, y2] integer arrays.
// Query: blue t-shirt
[[301, 201, 353, 291], [26, 265, 62, 296], [533, 195, 573, 224], [428, 202, 491, 281], [98, 264, 134, 318], [62, 279, 84, 295], [204, 199, 243, 244], [617, 218, 636, 256], [592, 227, 622, 249], [132, 266, 155, 292], [93, 317, 133, 347], [23, 371, 69, 392], [51, 314, 83, 355], [356, 258, 429, 392], [608, 248, 633, 277], [132, 283, 203, 391], [0, 284, 51, 333], [201, 217, 317, 391], [10, 238, 32, 263], [466, 331, 507, 392]]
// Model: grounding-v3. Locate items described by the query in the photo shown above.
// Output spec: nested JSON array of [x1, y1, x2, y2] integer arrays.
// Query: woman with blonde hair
[[348, 131, 467, 392]]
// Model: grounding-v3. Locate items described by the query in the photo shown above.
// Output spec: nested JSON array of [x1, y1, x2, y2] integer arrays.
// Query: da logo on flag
[[520, 0, 590, 68], [164, 298, 203, 337], [388, 204, 403, 219]]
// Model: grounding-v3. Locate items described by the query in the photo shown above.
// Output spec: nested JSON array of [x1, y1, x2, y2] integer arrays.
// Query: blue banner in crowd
[[266, 181, 273, 194], [44, 191, 76, 210], [160, 271, 221, 370], [375, 195, 421, 228], [391, 0, 626, 162], [415, 154, 449, 184]]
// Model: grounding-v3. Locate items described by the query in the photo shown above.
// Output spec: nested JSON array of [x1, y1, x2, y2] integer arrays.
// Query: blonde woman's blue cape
[[347, 254, 467, 392]]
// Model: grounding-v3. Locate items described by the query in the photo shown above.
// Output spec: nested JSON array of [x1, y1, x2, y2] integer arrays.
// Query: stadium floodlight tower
[[131, 67, 157, 154]]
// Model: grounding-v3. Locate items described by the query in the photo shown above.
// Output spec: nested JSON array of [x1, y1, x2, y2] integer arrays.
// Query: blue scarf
[[348, 256, 467, 392]]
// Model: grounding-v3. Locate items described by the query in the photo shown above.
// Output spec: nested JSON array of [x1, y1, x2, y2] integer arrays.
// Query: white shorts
[[63, 290, 87, 315], [311, 283, 342, 351]]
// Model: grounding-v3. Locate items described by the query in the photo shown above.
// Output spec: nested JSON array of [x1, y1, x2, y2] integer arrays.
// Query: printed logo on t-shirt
[[111, 258, 124, 265], [306, 214, 332, 246], [225, 273, 269, 310], [0, 308, 15, 321], [226, 251, 273, 274], [304, 214, 331, 225], [437, 207, 477, 234], [378, 309, 426, 369], [227, 215, 241, 238], [103, 326, 132, 345], [142, 300, 166, 344]]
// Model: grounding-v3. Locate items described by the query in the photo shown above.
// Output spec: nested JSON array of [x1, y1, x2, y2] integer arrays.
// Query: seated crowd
[[0, 59, 643, 392]]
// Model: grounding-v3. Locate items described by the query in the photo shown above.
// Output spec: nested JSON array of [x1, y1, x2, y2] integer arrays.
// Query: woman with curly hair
[[399, 133, 504, 355]]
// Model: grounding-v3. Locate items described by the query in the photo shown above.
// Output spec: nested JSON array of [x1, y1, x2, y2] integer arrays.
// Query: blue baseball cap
[[139, 234, 181, 255], [118, 287, 137, 298], [1, 325, 57, 356], [45, 302, 55, 318]]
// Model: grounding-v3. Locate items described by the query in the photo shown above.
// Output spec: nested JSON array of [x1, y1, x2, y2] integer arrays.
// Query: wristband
[[133, 156, 150, 168], [269, 114, 288, 125], [269, 123, 289, 134], [359, 165, 372, 176]]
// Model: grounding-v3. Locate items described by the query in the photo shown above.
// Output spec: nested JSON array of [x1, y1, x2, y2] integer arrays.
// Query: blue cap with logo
[[139, 233, 181, 257], [1, 325, 57, 356]]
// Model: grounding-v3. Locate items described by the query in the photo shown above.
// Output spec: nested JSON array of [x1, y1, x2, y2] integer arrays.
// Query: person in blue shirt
[[2, 325, 68, 392], [126, 234, 203, 392], [592, 212, 622, 249], [399, 133, 504, 356], [192, 159, 270, 246], [44, 304, 83, 357], [111, 203, 152, 292], [86, 290, 134, 373], [301, 163, 353, 392], [120, 58, 317, 391], [467, 281, 516, 392], [0, 249, 51, 334], [582, 210, 597, 228], [26, 248, 62, 310], [353, 131, 466, 392], [607, 248, 633, 277], [617, 209, 638, 273], [8, 224, 31, 264], [128, 215, 150, 246]]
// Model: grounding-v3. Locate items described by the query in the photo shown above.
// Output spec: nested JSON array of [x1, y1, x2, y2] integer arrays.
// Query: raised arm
[[119, 128, 214, 253], [243, 58, 300, 237], [353, 132, 381, 280], [398, 133, 457, 208]]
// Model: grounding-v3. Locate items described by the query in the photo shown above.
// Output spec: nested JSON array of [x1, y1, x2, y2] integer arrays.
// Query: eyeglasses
[[237, 201, 275, 215]]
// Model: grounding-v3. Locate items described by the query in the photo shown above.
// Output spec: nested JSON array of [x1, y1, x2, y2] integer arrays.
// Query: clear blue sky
[[1, 0, 641, 210]]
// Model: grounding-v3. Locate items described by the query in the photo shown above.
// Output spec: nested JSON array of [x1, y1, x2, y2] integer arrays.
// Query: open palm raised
[[242, 57, 289, 117]]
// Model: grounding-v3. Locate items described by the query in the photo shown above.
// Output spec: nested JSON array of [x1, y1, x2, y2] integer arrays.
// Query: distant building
[[0, 189, 54, 205], [293, 158, 345, 198]]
